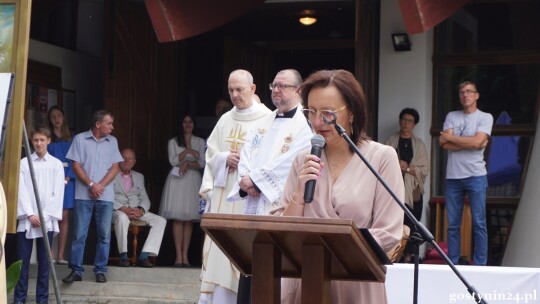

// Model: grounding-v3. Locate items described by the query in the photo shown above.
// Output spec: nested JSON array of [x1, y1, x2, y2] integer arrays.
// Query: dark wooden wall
[[103, 0, 181, 210], [102, 1, 207, 267], [356, 0, 380, 139]]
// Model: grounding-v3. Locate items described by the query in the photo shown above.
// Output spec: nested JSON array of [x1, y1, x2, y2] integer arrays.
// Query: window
[[432, 0, 540, 265], [435, 1, 540, 54], [432, 1, 540, 199], [432, 63, 539, 197]]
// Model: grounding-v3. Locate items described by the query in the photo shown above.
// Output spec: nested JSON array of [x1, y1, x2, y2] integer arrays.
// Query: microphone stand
[[331, 121, 487, 304]]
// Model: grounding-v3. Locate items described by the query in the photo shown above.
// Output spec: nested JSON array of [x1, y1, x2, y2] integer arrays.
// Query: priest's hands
[[239, 175, 260, 197], [227, 149, 240, 172]]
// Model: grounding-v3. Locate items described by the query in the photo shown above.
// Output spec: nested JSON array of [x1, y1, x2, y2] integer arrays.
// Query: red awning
[[399, 0, 472, 34], [144, 0, 265, 43]]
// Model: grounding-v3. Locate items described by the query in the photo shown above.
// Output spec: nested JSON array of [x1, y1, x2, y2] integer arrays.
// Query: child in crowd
[[47, 105, 75, 265], [13, 126, 64, 304]]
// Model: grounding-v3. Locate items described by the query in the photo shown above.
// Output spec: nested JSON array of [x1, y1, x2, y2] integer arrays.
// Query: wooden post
[[302, 244, 331, 304], [252, 242, 281, 304]]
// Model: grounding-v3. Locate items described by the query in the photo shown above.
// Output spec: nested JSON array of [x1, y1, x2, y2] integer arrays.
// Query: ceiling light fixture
[[299, 9, 317, 26], [299, 16, 317, 26]]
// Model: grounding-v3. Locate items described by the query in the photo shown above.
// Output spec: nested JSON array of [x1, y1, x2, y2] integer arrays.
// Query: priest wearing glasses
[[227, 69, 313, 303]]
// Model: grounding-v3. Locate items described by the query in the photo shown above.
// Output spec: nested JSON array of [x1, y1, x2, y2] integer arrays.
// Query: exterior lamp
[[391, 33, 412, 51]]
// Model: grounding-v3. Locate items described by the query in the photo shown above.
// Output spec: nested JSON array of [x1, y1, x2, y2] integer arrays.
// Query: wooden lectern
[[201, 213, 389, 304]]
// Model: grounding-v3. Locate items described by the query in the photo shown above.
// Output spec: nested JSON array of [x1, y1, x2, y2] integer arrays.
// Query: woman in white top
[[159, 114, 205, 267]]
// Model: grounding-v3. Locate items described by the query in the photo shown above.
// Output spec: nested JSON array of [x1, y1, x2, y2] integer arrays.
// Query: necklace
[[399, 137, 411, 148]]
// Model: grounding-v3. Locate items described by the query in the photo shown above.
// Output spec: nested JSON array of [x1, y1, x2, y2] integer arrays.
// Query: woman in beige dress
[[274, 70, 404, 304]]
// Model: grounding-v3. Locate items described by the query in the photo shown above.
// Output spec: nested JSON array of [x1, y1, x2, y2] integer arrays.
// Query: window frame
[[431, 21, 540, 209]]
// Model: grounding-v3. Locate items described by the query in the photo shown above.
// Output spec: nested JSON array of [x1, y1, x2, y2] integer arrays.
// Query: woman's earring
[[350, 122, 354, 136]]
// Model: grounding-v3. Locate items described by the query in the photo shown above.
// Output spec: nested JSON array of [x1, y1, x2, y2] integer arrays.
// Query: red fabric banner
[[144, 0, 265, 43], [398, 0, 471, 34]]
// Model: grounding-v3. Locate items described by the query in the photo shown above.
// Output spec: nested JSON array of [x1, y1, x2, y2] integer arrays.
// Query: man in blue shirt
[[62, 110, 123, 283]]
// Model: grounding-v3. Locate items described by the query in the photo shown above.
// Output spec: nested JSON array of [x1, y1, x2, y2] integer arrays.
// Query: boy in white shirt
[[13, 126, 64, 304]]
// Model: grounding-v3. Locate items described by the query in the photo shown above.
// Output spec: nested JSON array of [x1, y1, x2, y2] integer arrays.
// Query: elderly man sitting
[[112, 148, 166, 267]]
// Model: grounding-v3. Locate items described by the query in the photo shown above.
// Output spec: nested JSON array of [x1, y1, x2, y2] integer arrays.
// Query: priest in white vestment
[[198, 69, 270, 304], [227, 69, 313, 304], [228, 69, 312, 215]]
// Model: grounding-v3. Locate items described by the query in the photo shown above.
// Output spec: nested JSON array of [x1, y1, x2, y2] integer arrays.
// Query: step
[[12, 264, 201, 304], [43, 295, 193, 304], [17, 295, 196, 304], [36, 264, 201, 284]]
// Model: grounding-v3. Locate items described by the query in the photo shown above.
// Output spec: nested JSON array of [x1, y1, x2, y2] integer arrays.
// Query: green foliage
[[6, 260, 22, 294]]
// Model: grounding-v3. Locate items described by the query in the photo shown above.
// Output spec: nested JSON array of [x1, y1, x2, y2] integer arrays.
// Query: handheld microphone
[[303, 134, 326, 203]]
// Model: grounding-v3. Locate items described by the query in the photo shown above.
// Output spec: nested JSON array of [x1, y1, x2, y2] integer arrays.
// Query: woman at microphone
[[273, 69, 404, 304]]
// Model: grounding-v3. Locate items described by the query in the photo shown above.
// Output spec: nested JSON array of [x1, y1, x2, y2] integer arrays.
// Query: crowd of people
[[12, 68, 492, 304]]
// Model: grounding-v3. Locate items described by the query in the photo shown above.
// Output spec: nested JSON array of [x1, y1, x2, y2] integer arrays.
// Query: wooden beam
[[3, 0, 33, 233]]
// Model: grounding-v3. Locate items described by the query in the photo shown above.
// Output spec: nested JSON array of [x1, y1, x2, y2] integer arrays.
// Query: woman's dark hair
[[399, 108, 420, 124], [47, 105, 72, 141], [175, 114, 195, 147], [300, 69, 368, 150]]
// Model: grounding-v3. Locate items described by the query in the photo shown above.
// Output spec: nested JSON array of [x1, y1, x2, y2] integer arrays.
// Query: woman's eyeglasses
[[301, 105, 347, 125], [400, 118, 415, 124]]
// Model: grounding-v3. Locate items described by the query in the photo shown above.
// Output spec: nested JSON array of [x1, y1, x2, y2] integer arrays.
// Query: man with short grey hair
[[112, 148, 166, 268], [63, 110, 123, 284], [229, 69, 312, 304], [199, 69, 270, 304]]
